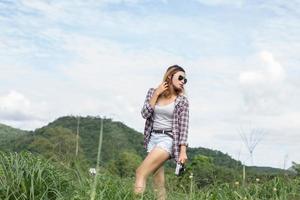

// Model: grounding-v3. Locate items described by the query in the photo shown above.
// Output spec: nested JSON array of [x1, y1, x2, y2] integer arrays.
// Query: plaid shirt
[[141, 88, 189, 163]]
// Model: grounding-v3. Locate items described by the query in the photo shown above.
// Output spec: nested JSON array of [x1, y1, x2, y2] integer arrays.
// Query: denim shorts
[[147, 131, 174, 155]]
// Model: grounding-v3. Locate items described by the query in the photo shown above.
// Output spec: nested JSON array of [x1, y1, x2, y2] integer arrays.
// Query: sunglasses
[[178, 75, 187, 84]]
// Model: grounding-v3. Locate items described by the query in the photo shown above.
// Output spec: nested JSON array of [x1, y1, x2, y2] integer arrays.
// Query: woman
[[134, 65, 189, 199]]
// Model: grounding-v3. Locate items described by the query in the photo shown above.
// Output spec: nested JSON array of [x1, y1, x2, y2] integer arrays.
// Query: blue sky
[[1, 0, 300, 169]]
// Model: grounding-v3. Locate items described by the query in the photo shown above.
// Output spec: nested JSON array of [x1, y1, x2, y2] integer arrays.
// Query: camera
[[175, 163, 185, 176]]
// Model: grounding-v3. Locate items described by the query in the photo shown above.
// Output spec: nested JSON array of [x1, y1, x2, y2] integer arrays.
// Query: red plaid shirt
[[141, 88, 189, 163]]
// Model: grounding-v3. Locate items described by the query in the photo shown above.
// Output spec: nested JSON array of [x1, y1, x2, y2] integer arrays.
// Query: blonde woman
[[134, 65, 189, 199]]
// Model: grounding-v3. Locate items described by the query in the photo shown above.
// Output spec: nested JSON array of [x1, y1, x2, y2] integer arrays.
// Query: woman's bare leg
[[134, 147, 170, 194], [153, 165, 166, 200]]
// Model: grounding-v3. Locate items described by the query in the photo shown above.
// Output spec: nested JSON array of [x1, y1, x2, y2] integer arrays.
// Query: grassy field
[[0, 151, 299, 200]]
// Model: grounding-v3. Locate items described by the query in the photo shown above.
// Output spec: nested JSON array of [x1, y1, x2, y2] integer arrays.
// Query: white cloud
[[252, 1, 300, 72], [57, 33, 186, 129], [0, 90, 47, 122], [195, 0, 244, 7], [185, 52, 300, 167], [238, 51, 289, 115], [239, 51, 285, 85], [260, 51, 285, 81], [20, 0, 62, 16], [100, 0, 142, 3]]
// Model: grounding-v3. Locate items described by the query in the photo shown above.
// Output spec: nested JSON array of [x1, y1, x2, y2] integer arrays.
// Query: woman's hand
[[154, 81, 168, 96], [178, 151, 188, 164]]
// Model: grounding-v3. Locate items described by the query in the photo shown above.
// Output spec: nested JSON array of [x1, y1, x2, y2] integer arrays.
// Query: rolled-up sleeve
[[141, 88, 155, 119], [178, 98, 189, 146]]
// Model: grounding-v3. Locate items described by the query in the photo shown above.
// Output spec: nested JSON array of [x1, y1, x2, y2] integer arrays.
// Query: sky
[[0, 0, 299, 169]]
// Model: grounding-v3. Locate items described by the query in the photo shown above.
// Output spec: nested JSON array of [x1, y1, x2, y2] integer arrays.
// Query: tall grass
[[0, 151, 74, 200], [163, 173, 300, 200], [90, 118, 104, 200], [1, 151, 299, 200]]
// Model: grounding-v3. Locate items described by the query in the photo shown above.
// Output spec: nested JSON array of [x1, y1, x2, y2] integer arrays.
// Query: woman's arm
[[178, 97, 189, 163], [141, 82, 168, 119], [141, 88, 156, 119], [178, 98, 189, 146], [149, 90, 160, 109]]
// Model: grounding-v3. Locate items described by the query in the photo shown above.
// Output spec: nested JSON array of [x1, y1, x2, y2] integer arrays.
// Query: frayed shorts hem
[[147, 145, 172, 156]]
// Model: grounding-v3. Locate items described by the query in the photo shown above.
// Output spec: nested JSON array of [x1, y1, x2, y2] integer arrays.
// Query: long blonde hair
[[161, 65, 186, 98]]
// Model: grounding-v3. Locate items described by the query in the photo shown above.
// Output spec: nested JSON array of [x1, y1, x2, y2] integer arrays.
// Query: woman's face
[[170, 71, 186, 91]]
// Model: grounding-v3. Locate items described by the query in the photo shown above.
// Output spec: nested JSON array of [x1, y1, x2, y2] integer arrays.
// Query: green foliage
[[188, 155, 215, 187], [246, 165, 288, 176], [188, 147, 242, 169], [74, 171, 158, 200], [196, 177, 300, 200], [1, 151, 300, 200], [0, 115, 294, 190], [46, 116, 146, 166], [0, 151, 74, 200], [107, 150, 142, 178], [177, 155, 237, 188], [27, 126, 85, 166], [292, 162, 300, 176], [0, 123, 29, 151]]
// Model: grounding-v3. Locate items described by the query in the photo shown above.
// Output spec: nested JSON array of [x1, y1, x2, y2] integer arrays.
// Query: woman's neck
[[169, 87, 176, 96], [162, 87, 177, 99]]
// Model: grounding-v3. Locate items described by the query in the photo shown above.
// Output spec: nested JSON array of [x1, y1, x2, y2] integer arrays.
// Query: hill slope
[[0, 123, 29, 151], [0, 116, 286, 175]]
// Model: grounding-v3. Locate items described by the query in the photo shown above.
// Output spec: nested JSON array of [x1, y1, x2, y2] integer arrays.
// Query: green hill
[[188, 147, 242, 169], [0, 116, 286, 176], [37, 116, 244, 169], [45, 116, 146, 165], [0, 123, 29, 151], [247, 166, 288, 175]]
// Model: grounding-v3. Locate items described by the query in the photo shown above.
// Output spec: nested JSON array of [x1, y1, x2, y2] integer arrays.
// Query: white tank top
[[152, 101, 175, 131]]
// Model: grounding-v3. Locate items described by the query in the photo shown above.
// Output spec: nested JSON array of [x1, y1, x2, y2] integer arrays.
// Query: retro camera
[[175, 163, 185, 176]]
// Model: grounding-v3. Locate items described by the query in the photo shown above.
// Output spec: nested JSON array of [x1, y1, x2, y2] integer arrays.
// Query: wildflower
[[256, 178, 260, 182], [273, 187, 277, 192], [89, 168, 96, 176], [189, 173, 193, 179], [235, 181, 239, 186]]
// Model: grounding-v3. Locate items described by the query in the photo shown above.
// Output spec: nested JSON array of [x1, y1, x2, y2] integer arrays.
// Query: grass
[[0, 151, 299, 200], [0, 151, 74, 200]]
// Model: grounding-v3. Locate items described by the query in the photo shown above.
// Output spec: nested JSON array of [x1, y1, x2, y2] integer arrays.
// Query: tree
[[185, 155, 215, 187], [108, 151, 142, 178], [28, 127, 84, 166], [292, 162, 300, 176]]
